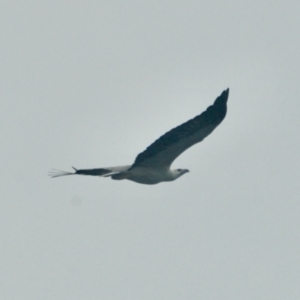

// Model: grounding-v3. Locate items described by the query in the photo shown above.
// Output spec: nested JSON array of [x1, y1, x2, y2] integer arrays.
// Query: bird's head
[[172, 168, 190, 179]]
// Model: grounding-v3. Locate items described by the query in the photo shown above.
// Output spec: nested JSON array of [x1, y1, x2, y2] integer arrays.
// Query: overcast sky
[[1, 1, 300, 299]]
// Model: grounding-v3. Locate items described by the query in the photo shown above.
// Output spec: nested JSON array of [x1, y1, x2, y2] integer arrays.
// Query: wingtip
[[48, 168, 76, 178], [214, 88, 229, 106], [223, 88, 230, 96]]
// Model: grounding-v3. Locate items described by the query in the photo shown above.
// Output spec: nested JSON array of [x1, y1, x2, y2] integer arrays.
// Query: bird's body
[[49, 89, 229, 184], [111, 166, 189, 184]]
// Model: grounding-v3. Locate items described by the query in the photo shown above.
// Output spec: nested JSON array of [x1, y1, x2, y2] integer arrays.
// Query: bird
[[49, 89, 229, 184]]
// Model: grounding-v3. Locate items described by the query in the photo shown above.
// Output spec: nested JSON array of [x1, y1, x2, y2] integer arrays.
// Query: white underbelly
[[127, 168, 174, 185]]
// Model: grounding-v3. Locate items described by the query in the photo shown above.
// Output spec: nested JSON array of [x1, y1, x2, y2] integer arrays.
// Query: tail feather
[[111, 172, 130, 180]]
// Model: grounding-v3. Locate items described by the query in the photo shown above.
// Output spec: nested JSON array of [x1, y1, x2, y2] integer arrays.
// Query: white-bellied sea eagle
[[49, 89, 229, 184]]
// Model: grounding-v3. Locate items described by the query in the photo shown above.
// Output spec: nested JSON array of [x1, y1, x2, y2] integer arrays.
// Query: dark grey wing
[[49, 167, 113, 178], [130, 89, 229, 170], [49, 165, 131, 178]]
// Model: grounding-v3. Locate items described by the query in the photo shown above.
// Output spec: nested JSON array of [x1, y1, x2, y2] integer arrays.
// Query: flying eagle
[[49, 89, 229, 184]]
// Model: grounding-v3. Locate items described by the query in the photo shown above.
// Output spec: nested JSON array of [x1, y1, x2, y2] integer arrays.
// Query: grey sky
[[1, 1, 300, 299]]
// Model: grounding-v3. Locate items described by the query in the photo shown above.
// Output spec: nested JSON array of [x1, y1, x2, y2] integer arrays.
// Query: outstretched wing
[[130, 89, 229, 170], [49, 165, 131, 178]]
